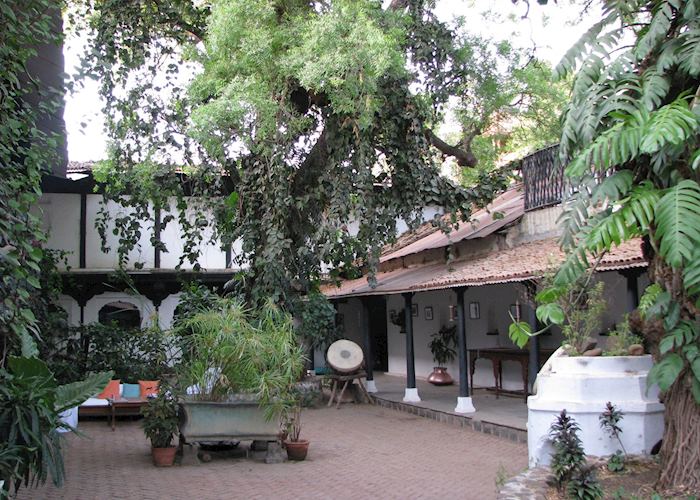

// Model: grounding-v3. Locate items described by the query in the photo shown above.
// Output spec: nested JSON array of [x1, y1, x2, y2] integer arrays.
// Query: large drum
[[326, 339, 364, 373]]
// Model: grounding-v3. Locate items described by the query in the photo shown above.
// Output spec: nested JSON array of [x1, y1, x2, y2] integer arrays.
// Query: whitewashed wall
[[38, 193, 232, 271], [35, 194, 80, 268]]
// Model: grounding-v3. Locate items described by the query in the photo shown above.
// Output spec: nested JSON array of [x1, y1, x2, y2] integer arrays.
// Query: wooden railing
[[522, 144, 565, 211]]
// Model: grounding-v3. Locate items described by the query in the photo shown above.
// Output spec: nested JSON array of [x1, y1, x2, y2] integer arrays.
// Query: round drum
[[326, 339, 364, 373]]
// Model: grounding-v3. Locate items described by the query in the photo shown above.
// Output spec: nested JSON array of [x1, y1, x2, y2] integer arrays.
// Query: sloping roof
[[380, 186, 524, 262], [322, 238, 646, 299]]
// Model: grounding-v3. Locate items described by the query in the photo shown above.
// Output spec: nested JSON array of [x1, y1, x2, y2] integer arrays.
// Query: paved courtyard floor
[[19, 404, 527, 500]]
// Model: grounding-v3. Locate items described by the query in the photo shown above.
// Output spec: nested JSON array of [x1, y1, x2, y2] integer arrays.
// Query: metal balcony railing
[[522, 144, 565, 212]]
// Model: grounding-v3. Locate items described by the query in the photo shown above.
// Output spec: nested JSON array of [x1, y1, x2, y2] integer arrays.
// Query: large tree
[[69, 0, 533, 305], [510, 0, 700, 491]]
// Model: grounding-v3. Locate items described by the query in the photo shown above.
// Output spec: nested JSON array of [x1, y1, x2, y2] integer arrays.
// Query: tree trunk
[[656, 372, 700, 492]]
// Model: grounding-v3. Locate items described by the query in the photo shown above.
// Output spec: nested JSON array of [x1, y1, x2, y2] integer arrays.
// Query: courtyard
[[18, 405, 526, 500]]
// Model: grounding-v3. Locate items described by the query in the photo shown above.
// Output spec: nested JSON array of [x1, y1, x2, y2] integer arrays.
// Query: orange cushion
[[139, 380, 159, 398], [97, 379, 120, 399]]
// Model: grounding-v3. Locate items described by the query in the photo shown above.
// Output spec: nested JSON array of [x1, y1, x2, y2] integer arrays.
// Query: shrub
[[549, 410, 586, 489]]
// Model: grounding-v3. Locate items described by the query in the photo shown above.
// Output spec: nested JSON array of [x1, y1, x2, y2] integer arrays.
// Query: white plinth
[[528, 355, 664, 468], [365, 379, 378, 393], [403, 387, 421, 402], [454, 396, 476, 414]]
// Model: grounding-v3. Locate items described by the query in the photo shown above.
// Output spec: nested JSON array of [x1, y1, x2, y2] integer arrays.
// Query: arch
[[98, 300, 141, 329], [84, 292, 155, 329]]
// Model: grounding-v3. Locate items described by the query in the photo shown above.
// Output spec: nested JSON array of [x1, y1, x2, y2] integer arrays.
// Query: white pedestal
[[403, 387, 421, 402], [365, 379, 378, 393], [528, 355, 664, 468], [454, 396, 476, 414]]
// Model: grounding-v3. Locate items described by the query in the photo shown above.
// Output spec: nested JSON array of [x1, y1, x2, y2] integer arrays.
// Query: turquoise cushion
[[122, 383, 140, 398]]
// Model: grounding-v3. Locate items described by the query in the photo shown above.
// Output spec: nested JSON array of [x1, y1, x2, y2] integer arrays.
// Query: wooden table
[[468, 348, 554, 403], [109, 398, 147, 431]]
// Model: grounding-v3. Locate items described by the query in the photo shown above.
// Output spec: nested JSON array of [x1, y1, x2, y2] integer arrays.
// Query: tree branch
[[425, 129, 478, 168]]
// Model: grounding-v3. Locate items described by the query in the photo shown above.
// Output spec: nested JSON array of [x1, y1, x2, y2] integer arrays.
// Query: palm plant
[[0, 356, 112, 495], [177, 298, 306, 421]]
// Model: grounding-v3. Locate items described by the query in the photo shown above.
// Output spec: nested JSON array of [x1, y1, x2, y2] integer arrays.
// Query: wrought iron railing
[[522, 144, 565, 211]]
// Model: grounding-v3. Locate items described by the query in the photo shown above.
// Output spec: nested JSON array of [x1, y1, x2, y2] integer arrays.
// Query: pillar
[[361, 297, 377, 393], [402, 292, 420, 402], [454, 287, 475, 413]]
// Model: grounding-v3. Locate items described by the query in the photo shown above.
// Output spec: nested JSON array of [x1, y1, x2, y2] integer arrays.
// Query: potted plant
[[175, 298, 306, 458], [142, 387, 179, 467], [282, 402, 309, 461], [427, 325, 457, 385]]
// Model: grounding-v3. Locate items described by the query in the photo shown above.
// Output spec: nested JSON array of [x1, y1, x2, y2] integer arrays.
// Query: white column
[[403, 387, 421, 402], [455, 396, 476, 414]]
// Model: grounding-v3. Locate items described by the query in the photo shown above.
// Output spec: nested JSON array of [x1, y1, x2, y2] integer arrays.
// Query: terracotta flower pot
[[427, 367, 453, 386], [284, 439, 309, 461], [151, 446, 177, 467]]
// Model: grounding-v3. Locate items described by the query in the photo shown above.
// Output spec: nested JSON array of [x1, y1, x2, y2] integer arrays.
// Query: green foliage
[[177, 298, 305, 421], [71, 0, 512, 307], [0, 356, 112, 494], [0, 0, 64, 367], [604, 317, 643, 356], [606, 450, 625, 473], [296, 291, 339, 351], [428, 325, 457, 366], [566, 464, 604, 500], [599, 401, 626, 457], [142, 386, 179, 448], [549, 410, 586, 489], [547, 4, 700, 461]]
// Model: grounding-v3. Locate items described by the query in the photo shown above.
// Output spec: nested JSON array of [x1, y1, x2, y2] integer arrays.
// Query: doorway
[[366, 296, 388, 372]]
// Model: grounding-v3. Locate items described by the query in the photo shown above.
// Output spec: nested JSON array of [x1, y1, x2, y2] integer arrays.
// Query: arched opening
[[98, 301, 141, 329]]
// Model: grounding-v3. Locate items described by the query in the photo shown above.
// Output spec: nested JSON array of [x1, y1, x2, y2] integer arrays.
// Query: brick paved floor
[[18, 405, 527, 500]]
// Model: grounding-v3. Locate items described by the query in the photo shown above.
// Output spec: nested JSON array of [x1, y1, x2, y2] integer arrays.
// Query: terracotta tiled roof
[[380, 185, 524, 262], [67, 160, 94, 173], [412, 238, 645, 291], [322, 238, 646, 298]]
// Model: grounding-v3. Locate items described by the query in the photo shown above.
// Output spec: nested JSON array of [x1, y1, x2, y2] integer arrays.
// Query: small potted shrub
[[427, 325, 457, 385], [283, 402, 308, 461], [142, 388, 179, 467]]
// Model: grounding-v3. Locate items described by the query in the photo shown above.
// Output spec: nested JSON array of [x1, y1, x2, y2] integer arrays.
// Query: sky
[[62, 1, 596, 162]]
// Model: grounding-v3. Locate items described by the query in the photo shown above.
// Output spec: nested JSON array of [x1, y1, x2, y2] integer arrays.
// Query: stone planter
[[527, 355, 664, 467], [178, 398, 280, 444]]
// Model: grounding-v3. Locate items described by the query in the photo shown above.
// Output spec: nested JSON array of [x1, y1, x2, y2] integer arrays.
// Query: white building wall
[[35, 193, 80, 268], [85, 195, 155, 269], [57, 294, 80, 326], [38, 193, 231, 271]]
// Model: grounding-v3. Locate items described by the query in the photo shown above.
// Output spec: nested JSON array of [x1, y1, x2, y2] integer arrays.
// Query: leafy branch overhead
[[70, 0, 523, 304]]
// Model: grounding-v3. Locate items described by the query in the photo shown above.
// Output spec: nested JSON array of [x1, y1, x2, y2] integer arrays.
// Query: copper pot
[[427, 367, 454, 386]]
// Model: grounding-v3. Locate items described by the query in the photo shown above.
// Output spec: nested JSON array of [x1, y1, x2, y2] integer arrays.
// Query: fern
[[678, 30, 700, 77], [591, 170, 634, 205], [566, 111, 647, 177], [638, 283, 663, 316], [640, 98, 700, 154], [682, 246, 700, 297], [655, 179, 700, 268], [635, 0, 674, 60], [639, 68, 671, 111], [554, 17, 622, 80]]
